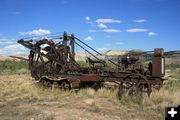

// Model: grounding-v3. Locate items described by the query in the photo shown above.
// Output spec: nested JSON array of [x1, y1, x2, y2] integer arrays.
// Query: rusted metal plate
[[152, 48, 165, 77], [154, 48, 164, 57], [80, 74, 101, 82], [152, 57, 165, 77], [69, 77, 80, 89], [70, 81, 80, 89]]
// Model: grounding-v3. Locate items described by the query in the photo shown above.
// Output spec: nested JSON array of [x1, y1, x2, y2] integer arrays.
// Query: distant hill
[[0, 54, 28, 61], [104, 50, 129, 56], [0, 50, 179, 64], [0, 55, 12, 61]]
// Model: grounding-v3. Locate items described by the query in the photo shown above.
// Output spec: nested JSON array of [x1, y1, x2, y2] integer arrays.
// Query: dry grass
[[0, 74, 75, 102], [0, 70, 179, 120]]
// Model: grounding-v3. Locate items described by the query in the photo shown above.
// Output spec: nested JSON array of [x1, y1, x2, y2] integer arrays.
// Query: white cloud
[[85, 16, 90, 21], [0, 37, 26, 55], [0, 37, 15, 41], [19, 29, 51, 36], [88, 30, 96, 32], [0, 41, 14, 44], [84, 36, 93, 41], [85, 16, 94, 27], [148, 32, 157, 36], [97, 23, 107, 28], [96, 19, 121, 23], [105, 43, 111, 46], [0, 43, 26, 55], [115, 42, 124, 45], [126, 28, 149, 32], [133, 19, 146, 23], [103, 29, 121, 33], [0, 37, 15, 45], [4, 44, 25, 50], [97, 47, 108, 51]]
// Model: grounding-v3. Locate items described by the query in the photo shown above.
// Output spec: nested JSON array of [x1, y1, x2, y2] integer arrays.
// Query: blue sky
[[0, 0, 180, 55]]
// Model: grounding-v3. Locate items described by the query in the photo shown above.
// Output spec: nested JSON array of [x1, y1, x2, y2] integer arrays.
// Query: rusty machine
[[16, 32, 165, 97]]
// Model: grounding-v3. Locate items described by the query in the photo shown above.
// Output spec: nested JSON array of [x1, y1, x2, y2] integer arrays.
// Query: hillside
[[104, 50, 129, 56], [0, 50, 179, 64], [0, 50, 142, 61]]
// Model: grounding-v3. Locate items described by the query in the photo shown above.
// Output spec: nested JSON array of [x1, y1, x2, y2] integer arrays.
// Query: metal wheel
[[92, 82, 102, 91], [118, 82, 125, 99], [29, 51, 45, 80], [28, 43, 63, 80], [123, 74, 152, 97], [61, 81, 71, 90]]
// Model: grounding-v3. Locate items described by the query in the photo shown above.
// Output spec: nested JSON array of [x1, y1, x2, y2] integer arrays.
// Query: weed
[[90, 102, 100, 112]]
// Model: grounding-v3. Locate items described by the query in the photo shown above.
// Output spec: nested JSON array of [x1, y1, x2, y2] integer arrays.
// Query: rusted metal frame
[[30, 46, 45, 66], [120, 73, 151, 95], [35, 54, 40, 65], [63, 32, 68, 64], [18, 39, 34, 50], [39, 54, 45, 65], [17, 34, 163, 96], [69, 55, 81, 69], [18, 40, 45, 57], [48, 43, 62, 63], [111, 81, 121, 85], [29, 51, 34, 66], [72, 36, 118, 66], [69, 34, 75, 62], [31, 39, 59, 69], [10, 56, 29, 61], [23, 42, 64, 70], [75, 41, 105, 65]]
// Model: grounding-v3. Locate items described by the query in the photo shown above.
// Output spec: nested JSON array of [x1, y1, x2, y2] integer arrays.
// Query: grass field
[[0, 61, 179, 120]]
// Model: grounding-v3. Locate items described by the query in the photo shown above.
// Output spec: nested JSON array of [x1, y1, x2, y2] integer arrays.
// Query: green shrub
[[77, 61, 89, 67], [165, 64, 180, 70], [0, 60, 28, 74], [165, 79, 180, 91]]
